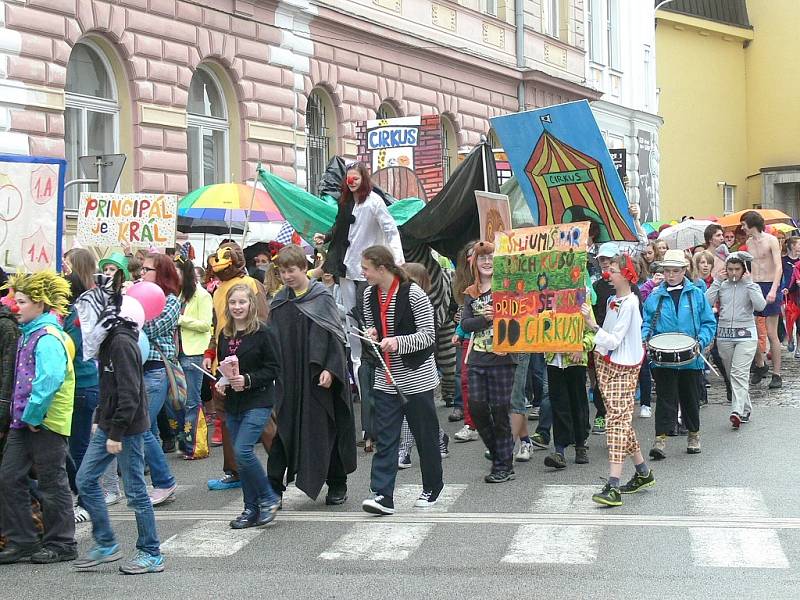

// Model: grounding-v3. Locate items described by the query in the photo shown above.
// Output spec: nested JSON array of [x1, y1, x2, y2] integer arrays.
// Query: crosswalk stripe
[[689, 527, 789, 568], [502, 524, 602, 564], [161, 520, 264, 557], [319, 523, 434, 561], [532, 485, 601, 514], [688, 487, 770, 518], [269, 484, 467, 513]]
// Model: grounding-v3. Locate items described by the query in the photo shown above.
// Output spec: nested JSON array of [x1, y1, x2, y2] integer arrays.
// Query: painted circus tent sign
[[78, 192, 177, 247], [492, 222, 589, 353]]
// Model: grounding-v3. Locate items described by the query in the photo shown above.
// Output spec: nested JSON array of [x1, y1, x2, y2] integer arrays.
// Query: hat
[[659, 249, 689, 268], [98, 252, 130, 281], [597, 242, 620, 258], [726, 251, 753, 264]]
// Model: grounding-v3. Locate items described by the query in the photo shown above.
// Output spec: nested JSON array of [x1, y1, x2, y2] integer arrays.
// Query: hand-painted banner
[[490, 100, 636, 242], [365, 116, 421, 171], [78, 192, 177, 247], [493, 222, 589, 352], [0, 154, 65, 272], [475, 191, 512, 245]]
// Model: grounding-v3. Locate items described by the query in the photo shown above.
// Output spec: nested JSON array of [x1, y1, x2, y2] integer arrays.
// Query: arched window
[[187, 66, 229, 190], [440, 115, 458, 182], [376, 101, 398, 120], [65, 40, 119, 209], [306, 88, 337, 193], [487, 128, 501, 149]]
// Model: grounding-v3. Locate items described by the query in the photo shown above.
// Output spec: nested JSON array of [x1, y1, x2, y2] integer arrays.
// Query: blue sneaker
[[207, 473, 241, 490], [74, 544, 123, 569], [119, 550, 165, 574]]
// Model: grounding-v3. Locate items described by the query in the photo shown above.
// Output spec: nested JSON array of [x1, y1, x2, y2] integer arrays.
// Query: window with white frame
[[187, 66, 229, 191], [306, 89, 333, 194], [723, 185, 736, 214], [588, 0, 604, 63], [441, 115, 457, 183], [376, 101, 398, 120], [542, 0, 559, 38], [607, 0, 621, 70], [64, 40, 119, 210], [484, 0, 497, 17]]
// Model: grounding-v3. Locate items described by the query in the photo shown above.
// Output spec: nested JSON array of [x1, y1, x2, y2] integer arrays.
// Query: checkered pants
[[469, 363, 516, 472], [399, 419, 447, 459], [594, 354, 641, 464]]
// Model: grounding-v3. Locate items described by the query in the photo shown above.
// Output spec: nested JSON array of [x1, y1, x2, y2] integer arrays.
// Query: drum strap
[[686, 293, 698, 338], [646, 296, 666, 343]]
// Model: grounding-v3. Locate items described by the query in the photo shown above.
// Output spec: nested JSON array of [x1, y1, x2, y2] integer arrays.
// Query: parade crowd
[[0, 163, 796, 574]]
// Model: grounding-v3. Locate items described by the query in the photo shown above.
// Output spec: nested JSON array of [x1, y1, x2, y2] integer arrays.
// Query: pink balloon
[[120, 295, 145, 328], [127, 281, 166, 322]]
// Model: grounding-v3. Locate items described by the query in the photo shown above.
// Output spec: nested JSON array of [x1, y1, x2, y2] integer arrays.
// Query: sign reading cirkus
[[77, 192, 177, 247]]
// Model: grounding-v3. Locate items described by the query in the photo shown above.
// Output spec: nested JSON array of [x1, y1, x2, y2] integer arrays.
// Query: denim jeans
[[69, 387, 99, 471], [76, 429, 160, 556], [226, 408, 278, 511], [510, 354, 532, 414], [531, 354, 553, 442], [143, 367, 177, 490], [453, 343, 463, 409]]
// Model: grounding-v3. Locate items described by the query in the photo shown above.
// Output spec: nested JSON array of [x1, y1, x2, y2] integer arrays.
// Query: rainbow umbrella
[[178, 183, 284, 223]]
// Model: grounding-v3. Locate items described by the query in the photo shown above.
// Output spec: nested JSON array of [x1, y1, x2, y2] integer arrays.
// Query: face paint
[[602, 271, 611, 281], [346, 175, 358, 186]]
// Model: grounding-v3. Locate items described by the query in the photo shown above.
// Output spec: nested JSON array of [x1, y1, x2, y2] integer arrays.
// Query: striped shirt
[[363, 282, 439, 395]]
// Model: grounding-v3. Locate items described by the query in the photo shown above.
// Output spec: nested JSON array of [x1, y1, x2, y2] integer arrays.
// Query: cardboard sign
[[475, 191, 512, 244], [0, 154, 65, 272], [492, 222, 589, 353], [490, 101, 636, 243], [78, 192, 177, 247]]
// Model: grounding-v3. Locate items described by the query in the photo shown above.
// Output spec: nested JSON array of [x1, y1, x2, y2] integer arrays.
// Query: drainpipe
[[515, 0, 526, 110]]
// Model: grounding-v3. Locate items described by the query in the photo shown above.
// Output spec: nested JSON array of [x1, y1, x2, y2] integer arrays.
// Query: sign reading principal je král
[[78, 192, 177, 247], [493, 222, 589, 353]]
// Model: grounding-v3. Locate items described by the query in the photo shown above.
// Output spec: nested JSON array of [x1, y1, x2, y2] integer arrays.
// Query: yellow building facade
[[656, 0, 799, 222]]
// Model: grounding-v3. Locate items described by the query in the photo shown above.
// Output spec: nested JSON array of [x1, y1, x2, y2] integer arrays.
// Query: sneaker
[[161, 438, 176, 454], [795, 349, 800, 359], [0, 543, 40, 564], [649, 436, 667, 460], [208, 473, 241, 490], [229, 508, 259, 529], [591, 416, 606, 435], [730, 412, 741, 430], [544, 452, 567, 469], [574, 446, 589, 464], [484, 470, 516, 483], [149, 484, 177, 506], [30, 545, 78, 564], [73, 505, 90, 524], [620, 469, 655, 494], [750, 364, 769, 385], [440, 433, 450, 459], [398, 454, 412, 469], [256, 501, 279, 526], [515, 441, 532, 462], [530, 432, 549, 449], [104, 491, 121, 506], [448, 408, 464, 422], [453, 425, 479, 442], [740, 413, 751, 423], [118, 549, 165, 574], [788, 340, 796, 353], [687, 431, 701, 454], [592, 483, 622, 507], [74, 544, 123, 569], [768, 373, 782, 389], [362, 494, 395, 515], [414, 486, 443, 508], [639, 405, 652, 418], [528, 406, 540, 420]]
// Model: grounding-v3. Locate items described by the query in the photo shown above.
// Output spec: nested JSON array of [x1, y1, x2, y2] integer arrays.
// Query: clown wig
[[5, 271, 71, 316]]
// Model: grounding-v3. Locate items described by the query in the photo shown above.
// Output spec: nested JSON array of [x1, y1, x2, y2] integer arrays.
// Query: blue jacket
[[641, 277, 716, 370]]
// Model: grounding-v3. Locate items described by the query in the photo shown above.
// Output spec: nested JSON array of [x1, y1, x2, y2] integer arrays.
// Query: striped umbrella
[[178, 183, 283, 223]]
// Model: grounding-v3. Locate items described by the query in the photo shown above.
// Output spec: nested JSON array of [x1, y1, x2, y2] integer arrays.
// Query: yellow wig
[[5, 271, 72, 316]]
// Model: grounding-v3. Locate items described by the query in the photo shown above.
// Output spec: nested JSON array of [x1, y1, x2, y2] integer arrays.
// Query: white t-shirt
[[344, 191, 404, 280], [593, 293, 645, 366]]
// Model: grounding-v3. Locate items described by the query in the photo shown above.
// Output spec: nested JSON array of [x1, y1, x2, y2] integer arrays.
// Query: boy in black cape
[[267, 245, 357, 505]]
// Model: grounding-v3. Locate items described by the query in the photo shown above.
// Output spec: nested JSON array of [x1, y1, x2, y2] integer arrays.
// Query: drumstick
[[189, 362, 218, 380], [349, 327, 409, 404], [698, 352, 720, 377]]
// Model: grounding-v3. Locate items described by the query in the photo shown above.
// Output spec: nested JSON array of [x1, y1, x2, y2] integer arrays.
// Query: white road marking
[[532, 485, 601, 514], [319, 523, 434, 561], [689, 527, 789, 569], [502, 524, 602, 564], [161, 520, 264, 557], [688, 487, 770, 518]]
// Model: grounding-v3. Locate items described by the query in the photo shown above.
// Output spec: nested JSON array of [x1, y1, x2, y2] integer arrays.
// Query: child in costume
[[0, 272, 77, 564]]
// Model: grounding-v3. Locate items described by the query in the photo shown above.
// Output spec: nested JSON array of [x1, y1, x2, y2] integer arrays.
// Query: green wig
[[5, 271, 72, 316]]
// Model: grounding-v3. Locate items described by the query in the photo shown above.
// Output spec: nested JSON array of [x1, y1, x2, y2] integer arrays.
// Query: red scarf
[[378, 277, 400, 384]]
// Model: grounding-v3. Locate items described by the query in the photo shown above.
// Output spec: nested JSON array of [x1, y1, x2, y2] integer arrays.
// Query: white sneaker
[[453, 425, 479, 442], [639, 405, 652, 418], [74, 505, 90, 523], [515, 442, 532, 462], [104, 491, 121, 506]]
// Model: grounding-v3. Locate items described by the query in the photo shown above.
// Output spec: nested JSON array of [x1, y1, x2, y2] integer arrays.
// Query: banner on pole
[[492, 222, 589, 353], [475, 191, 512, 244], [0, 154, 65, 272], [78, 192, 177, 247]]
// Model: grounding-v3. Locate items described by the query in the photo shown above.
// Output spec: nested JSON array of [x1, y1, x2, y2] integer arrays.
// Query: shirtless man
[[740, 211, 783, 388], [704, 223, 728, 279]]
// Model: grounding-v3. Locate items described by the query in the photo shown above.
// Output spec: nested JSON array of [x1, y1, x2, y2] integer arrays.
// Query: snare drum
[[646, 333, 698, 367]]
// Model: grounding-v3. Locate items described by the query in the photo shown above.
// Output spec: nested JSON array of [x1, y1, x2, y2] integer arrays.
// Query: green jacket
[[545, 306, 596, 368]]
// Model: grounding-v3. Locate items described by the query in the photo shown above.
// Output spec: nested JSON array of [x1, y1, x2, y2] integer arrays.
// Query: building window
[[187, 66, 229, 191], [376, 101, 397, 120], [484, 0, 497, 17], [643, 45, 652, 111], [487, 128, 501, 149], [607, 0, 621, 70], [441, 115, 457, 183], [64, 40, 119, 210], [588, 0, 604, 63], [306, 89, 335, 194], [542, 0, 559, 38], [723, 185, 736, 214]]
